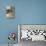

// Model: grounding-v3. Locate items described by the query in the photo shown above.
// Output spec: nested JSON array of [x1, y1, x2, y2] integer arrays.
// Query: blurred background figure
[[8, 32, 16, 46]]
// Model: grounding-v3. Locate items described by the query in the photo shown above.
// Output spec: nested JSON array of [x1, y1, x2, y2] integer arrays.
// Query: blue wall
[[0, 0, 46, 44]]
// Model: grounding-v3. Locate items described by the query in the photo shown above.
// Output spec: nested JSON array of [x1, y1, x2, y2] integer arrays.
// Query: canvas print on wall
[[18, 24, 46, 42]]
